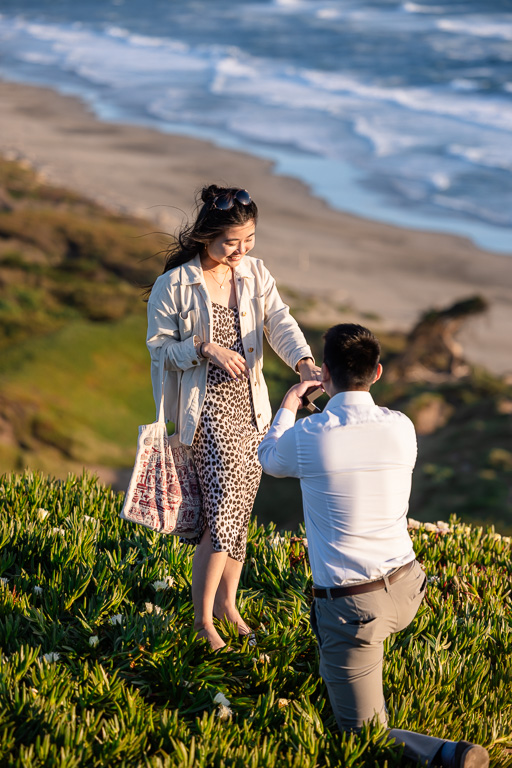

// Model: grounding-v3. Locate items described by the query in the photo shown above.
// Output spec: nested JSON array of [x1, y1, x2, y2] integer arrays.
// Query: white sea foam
[[430, 172, 451, 191], [437, 17, 512, 42], [451, 78, 480, 91], [273, 0, 306, 7], [403, 2, 448, 13], [4, 14, 512, 137], [449, 143, 512, 172], [106, 26, 129, 38], [316, 8, 341, 20], [1, 9, 511, 244], [354, 116, 423, 157], [18, 51, 58, 65]]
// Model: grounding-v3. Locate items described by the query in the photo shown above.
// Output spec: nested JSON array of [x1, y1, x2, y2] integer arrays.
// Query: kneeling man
[[258, 323, 488, 768]]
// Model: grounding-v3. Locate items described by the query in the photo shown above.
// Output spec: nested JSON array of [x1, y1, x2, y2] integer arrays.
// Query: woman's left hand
[[297, 358, 322, 382]]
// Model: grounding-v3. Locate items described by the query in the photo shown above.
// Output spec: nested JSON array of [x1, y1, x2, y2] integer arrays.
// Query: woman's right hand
[[202, 342, 249, 380]]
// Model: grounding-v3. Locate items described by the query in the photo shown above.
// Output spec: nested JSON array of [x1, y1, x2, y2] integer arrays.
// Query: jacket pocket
[[178, 308, 199, 340]]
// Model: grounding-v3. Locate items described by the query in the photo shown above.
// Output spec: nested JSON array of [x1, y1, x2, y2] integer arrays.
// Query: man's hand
[[280, 380, 321, 415]]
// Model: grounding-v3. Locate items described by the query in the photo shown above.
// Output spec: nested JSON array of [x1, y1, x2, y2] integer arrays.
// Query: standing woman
[[147, 185, 319, 650]]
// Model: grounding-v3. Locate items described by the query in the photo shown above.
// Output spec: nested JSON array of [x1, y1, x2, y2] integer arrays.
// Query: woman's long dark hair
[[143, 185, 258, 299], [165, 184, 258, 271]]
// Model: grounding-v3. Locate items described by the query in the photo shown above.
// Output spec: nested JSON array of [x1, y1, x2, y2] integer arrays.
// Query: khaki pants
[[311, 560, 446, 766]]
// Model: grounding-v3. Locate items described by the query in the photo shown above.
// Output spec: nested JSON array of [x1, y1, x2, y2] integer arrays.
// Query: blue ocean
[[1, 0, 511, 252]]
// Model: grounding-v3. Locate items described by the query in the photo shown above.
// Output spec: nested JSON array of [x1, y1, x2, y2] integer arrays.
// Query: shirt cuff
[[183, 335, 204, 368]]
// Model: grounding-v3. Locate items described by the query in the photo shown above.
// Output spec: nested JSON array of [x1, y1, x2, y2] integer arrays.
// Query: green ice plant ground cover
[[0, 473, 510, 768]]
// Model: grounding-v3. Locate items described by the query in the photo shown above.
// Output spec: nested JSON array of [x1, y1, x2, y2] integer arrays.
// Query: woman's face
[[204, 220, 256, 268]]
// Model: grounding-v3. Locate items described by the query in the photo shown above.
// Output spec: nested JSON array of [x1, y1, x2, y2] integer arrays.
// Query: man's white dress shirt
[[258, 391, 417, 588]]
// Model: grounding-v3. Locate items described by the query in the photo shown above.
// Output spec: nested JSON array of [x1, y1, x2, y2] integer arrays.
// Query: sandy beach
[[1, 79, 511, 374]]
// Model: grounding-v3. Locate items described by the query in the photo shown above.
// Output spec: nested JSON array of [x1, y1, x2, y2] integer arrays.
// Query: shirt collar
[[180, 253, 255, 285], [325, 391, 375, 411]]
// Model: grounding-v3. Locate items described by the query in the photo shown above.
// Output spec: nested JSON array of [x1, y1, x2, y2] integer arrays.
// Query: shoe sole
[[459, 745, 489, 768]]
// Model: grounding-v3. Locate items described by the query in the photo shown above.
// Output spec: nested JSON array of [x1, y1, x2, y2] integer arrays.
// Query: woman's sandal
[[239, 631, 257, 647]]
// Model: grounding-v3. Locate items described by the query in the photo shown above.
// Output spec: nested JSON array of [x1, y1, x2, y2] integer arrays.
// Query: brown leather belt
[[312, 559, 416, 600]]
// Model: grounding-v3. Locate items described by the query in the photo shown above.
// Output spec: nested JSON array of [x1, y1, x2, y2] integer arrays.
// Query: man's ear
[[321, 362, 331, 384], [373, 363, 383, 383]]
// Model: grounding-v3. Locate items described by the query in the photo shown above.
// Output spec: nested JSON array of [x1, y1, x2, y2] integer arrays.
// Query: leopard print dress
[[186, 302, 266, 563]]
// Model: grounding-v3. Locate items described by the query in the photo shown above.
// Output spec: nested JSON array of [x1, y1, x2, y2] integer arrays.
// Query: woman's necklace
[[206, 267, 231, 290]]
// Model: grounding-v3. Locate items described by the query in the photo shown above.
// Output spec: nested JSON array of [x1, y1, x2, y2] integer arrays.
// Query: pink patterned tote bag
[[120, 349, 202, 537]]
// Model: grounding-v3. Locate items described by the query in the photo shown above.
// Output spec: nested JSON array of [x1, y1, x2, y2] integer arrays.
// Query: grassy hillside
[[0, 156, 161, 475], [0, 472, 510, 767], [1, 155, 511, 533]]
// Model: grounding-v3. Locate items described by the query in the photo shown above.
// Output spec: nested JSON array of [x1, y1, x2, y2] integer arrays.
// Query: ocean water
[[0, 0, 511, 252]]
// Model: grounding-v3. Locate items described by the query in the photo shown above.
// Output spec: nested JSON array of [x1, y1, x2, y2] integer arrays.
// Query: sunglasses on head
[[211, 188, 252, 211]]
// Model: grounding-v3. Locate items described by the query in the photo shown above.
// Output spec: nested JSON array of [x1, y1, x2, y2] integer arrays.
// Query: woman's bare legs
[[213, 557, 253, 635], [192, 528, 252, 648], [192, 528, 228, 650]]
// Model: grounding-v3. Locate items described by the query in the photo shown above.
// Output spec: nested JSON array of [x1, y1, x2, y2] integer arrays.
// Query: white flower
[[427, 576, 440, 585], [423, 523, 438, 533], [488, 532, 502, 541], [152, 577, 173, 592], [259, 653, 270, 663], [213, 692, 231, 707], [269, 534, 286, 549], [52, 527, 66, 536], [277, 698, 289, 709], [0, 578, 8, 586], [302, 538, 308, 548], [216, 704, 233, 721], [422, 533, 429, 540], [144, 602, 162, 616], [503, 536, 511, 544], [436, 521, 451, 532], [33, 585, 43, 595], [88, 635, 99, 648], [109, 614, 123, 626], [83, 515, 98, 525], [183, 680, 192, 689], [42, 652, 60, 663], [407, 518, 421, 529], [37, 508, 50, 521]]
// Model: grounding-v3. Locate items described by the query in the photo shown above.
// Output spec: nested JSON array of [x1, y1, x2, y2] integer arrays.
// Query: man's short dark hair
[[323, 324, 380, 390]]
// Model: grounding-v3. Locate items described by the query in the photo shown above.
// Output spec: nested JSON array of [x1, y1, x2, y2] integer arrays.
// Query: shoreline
[[1, 79, 512, 375]]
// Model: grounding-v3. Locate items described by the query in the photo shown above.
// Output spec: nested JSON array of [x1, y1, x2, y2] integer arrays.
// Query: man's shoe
[[453, 741, 489, 768]]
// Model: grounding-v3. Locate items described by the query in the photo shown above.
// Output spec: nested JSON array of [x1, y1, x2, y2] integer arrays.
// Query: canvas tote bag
[[120, 347, 203, 537]]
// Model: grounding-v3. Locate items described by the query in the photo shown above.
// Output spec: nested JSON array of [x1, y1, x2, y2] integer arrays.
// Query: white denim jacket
[[146, 254, 313, 445]]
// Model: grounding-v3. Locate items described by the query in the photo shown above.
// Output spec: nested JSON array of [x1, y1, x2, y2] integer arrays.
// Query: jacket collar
[[180, 254, 204, 286], [180, 253, 256, 285], [234, 257, 255, 279]]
